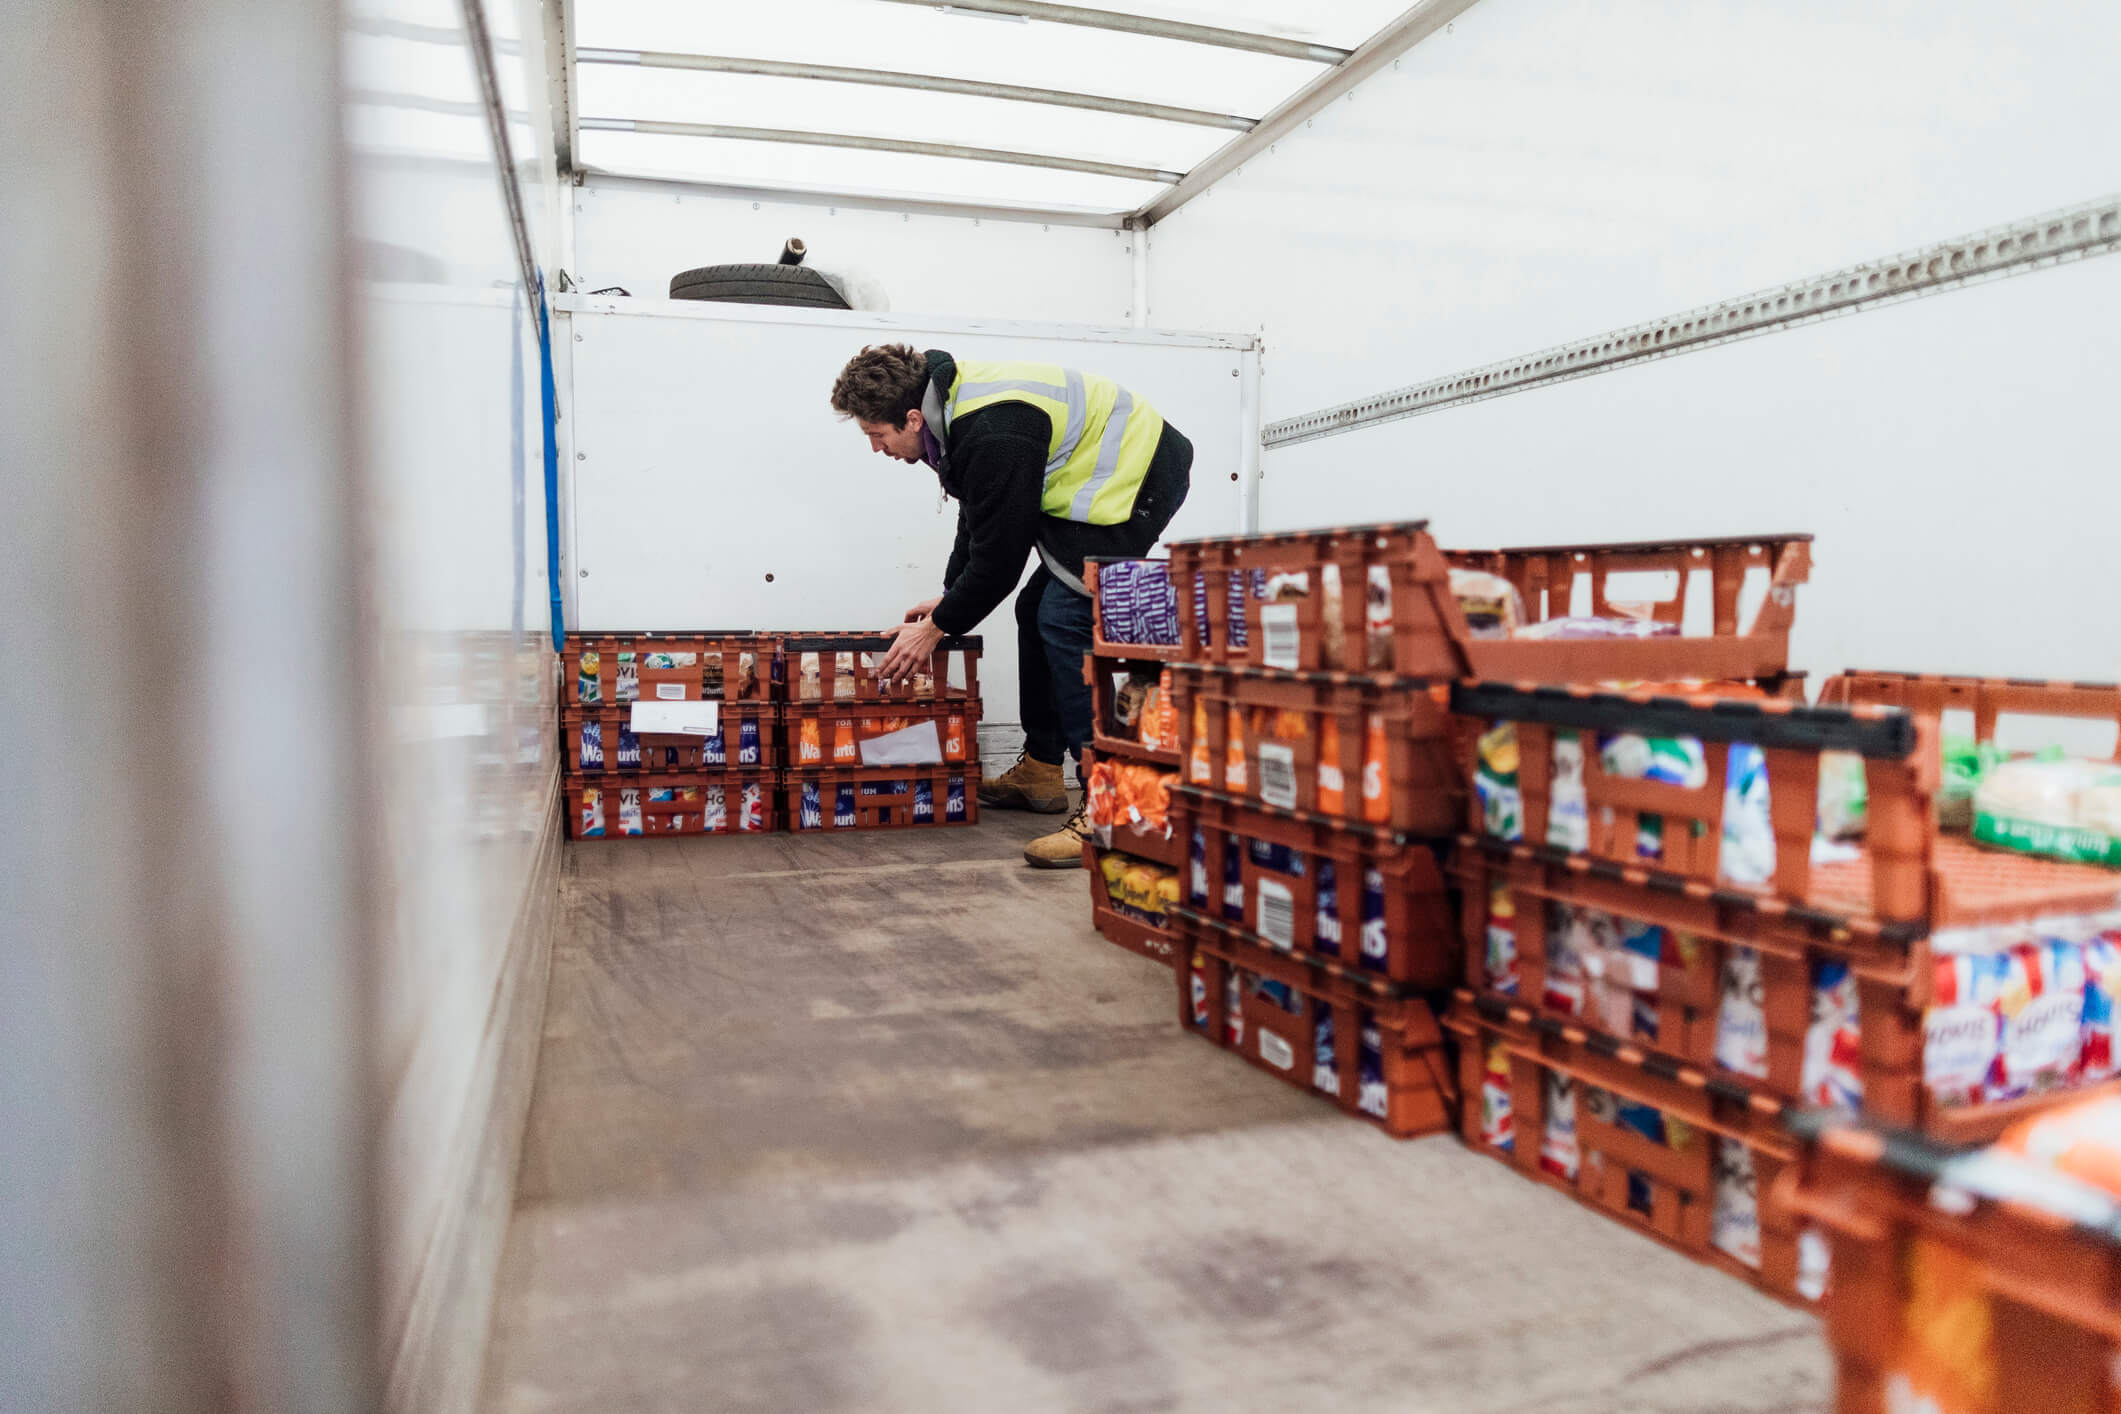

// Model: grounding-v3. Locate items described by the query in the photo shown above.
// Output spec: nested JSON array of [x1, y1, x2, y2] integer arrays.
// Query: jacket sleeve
[[930, 423, 1045, 635], [942, 500, 970, 592]]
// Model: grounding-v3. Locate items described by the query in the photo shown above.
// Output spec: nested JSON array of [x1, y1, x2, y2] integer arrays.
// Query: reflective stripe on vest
[[941, 359, 1163, 526]]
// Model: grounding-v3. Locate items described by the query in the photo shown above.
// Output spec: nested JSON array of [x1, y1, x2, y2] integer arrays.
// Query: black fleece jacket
[[927, 348, 1191, 636]]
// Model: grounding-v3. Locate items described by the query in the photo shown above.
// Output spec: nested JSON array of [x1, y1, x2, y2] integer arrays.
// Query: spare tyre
[[668, 263, 851, 309]]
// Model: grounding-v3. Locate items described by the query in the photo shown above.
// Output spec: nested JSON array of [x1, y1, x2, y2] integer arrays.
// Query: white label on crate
[[655, 682, 687, 701], [1256, 878, 1297, 950], [1260, 603, 1301, 670], [1257, 1029, 1296, 1072], [859, 719, 944, 767], [1257, 743, 1299, 810], [1883, 1374, 1951, 1414], [1795, 1228, 1831, 1303], [632, 701, 719, 736]]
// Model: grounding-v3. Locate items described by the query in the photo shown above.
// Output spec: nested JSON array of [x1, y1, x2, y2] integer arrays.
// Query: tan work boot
[[1023, 802, 1091, 870], [978, 752, 1069, 813]]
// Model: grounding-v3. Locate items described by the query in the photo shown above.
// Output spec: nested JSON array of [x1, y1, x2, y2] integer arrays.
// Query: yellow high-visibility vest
[[942, 360, 1164, 525]]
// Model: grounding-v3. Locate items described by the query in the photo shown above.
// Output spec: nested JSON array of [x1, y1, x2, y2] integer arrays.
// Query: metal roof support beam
[[462, 0, 540, 301], [579, 168, 1132, 229], [580, 116, 1182, 184], [1136, 0, 1480, 227], [345, 88, 527, 122], [545, 0, 578, 172], [577, 48, 1256, 130], [346, 13, 520, 55], [871, 0, 1349, 64]]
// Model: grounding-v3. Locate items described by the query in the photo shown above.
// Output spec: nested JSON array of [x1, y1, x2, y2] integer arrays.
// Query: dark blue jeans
[[1018, 565, 1093, 771]]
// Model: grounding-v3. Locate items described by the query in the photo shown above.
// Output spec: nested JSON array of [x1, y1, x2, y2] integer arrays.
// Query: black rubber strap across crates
[[1451, 681, 1918, 758]]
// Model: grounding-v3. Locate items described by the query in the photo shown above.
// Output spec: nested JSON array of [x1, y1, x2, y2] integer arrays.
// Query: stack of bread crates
[[1439, 543, 2121, 1309], [1782, 1090, 2121, 1412], [1148, 524, 1813, 1141], [1099, 515, 2121, 1386], [1770, 674, 2121, 1410], [1080, 558, 1189, 966], [779, 633, 984, 833], [1155, 521, 1477, 1139], [559, 631, 984, 838], [561, 633, 783, 838]]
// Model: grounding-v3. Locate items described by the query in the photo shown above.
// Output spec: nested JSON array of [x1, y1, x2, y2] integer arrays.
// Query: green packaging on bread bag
[[1972, 758, 2121, 868], [1816, 750, 1868, 841], [1939, 735, 2005, 830]]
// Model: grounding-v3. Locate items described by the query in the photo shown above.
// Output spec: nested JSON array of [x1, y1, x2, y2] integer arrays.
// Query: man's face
[[857, 410, 925, 463]]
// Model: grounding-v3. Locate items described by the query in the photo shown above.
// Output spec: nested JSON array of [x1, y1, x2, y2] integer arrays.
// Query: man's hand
[[878, 615, 944, 682], [904, 596, 942, 622]]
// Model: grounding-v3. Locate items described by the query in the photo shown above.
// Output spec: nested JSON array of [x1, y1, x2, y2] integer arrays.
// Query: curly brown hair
[[829, 343, 928, 427]]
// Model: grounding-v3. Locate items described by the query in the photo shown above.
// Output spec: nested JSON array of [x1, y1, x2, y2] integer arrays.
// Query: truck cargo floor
[[481, 811, 1828, 1413]]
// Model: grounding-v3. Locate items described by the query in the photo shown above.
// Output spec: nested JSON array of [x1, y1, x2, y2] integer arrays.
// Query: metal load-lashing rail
[[1266, 193, 2121, 448]]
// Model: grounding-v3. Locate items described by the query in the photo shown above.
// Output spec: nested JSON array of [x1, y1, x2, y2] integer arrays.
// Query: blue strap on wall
[[535, 272, 565, 652]]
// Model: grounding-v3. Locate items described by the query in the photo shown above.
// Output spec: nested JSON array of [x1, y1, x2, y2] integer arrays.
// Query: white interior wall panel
[[1260, 252, 2121, 690], [1143, 0, 2121, 420], [561, 297, 1255, 724], [574, 179, 1139, 323]]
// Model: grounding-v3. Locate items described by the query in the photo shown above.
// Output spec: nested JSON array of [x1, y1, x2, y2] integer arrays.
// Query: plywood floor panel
[[483, 809, 1829, 1414]]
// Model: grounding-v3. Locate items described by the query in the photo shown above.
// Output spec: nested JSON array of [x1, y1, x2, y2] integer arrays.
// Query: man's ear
[[904, 408, 925, 436]]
